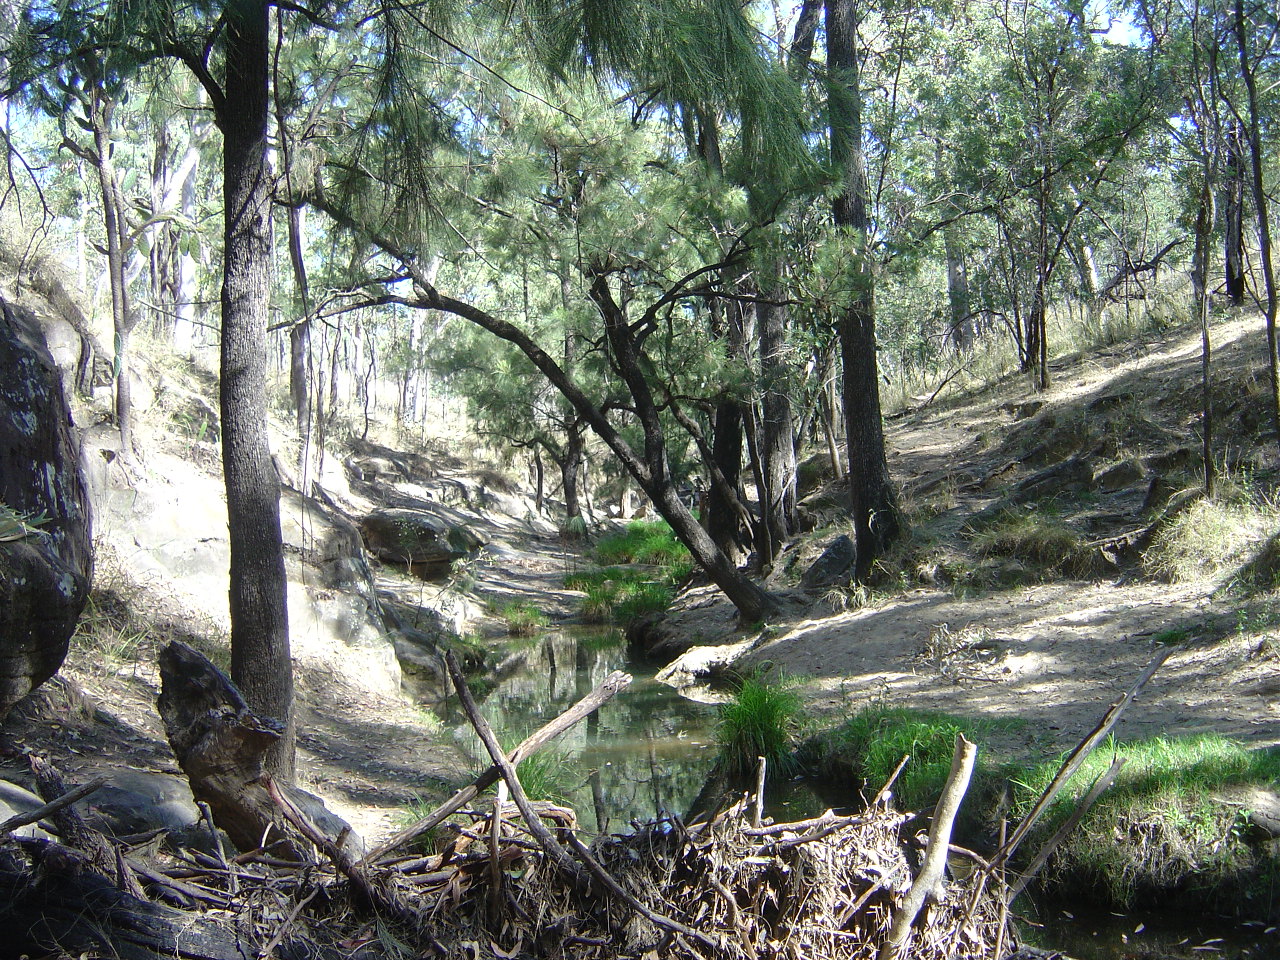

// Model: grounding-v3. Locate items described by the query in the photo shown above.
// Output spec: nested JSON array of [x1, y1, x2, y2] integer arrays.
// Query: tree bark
[[1223, 119, 1246, 307], [219, 0, 294, 781], [826, 0, 901, 580], [757, 283, 797, 563], [1235, 0, 1280, 452]]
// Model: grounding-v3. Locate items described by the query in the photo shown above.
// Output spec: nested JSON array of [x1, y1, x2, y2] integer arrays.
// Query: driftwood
[[157, 640, 309, 860], [363, 665, 632, 863], [0, 840, 257, 960], [879, 735, 977, 960]]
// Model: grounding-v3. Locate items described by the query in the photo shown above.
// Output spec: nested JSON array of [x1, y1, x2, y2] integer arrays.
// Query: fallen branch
[[992, 648, 1169, 870], [266, 777, 421, 929], [362, 667, 631, 864], [0, 775, 106, 838], [445, 651, 724, 954], [879, 734, 977, 960], [1007, 756, 1126, 901]]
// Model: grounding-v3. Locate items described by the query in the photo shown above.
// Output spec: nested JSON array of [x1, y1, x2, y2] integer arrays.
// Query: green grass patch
[[594, 520, 691, 567], [1004, 735, 1280, 907], [564, 565, 679, 625], [715, 676, 803, 780], [495, 602, 548, 637], [803, 701, 1024, 814], [805, 706, 1023, 812]]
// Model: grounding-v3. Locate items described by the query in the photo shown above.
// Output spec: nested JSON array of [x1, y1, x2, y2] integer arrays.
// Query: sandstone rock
[[0, 298, 92, 720], [73, 768, 201, 838], [359, 508, 482, 566], [0, 778, 56, 839], [801, 534, 857, 592]]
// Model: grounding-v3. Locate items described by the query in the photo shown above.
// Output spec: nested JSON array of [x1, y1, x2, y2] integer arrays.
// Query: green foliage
[[809, 707, 1016, 812], [494, 602, 548, 637], [1004, 736, 1280, 907], [594, 521, 691, 567], [0, 503, 47, 542], [715, 676, 803, 780]]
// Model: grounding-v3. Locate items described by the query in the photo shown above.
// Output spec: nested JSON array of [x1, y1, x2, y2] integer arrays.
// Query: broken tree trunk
[[157, 640, 309, 860]]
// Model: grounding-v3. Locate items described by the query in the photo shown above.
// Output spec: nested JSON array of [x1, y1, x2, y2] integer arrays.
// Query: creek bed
[[435, 625, 829, 832]]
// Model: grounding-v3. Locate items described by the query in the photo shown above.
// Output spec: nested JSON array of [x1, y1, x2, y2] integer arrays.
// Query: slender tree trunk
[[1194, 182, 1215, 498], [86, 83, 137, 458], [757, 283, 796, 562], [826, 0, 900, 580], [220, 0, 294, 781], [1223, 119, 1246, 307], [286, 205, 313, 488], [1235, 0, 1280, 451]]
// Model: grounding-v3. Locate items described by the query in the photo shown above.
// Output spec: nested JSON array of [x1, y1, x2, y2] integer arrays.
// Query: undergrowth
[[1146, 479, 1280, 585], [1004, 735, 1280, 908], [715, 675, 803, 780], [805, 706, 1022, 812]]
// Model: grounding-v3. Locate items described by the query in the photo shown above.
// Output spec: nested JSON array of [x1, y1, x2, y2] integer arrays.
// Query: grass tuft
[[715, 676, 803, 780], [495, 602, 548, 637], [594, 520, 691, 567]]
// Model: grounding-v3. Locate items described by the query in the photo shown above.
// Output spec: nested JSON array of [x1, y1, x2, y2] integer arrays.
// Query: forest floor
[[6, 309, 1280, 853]]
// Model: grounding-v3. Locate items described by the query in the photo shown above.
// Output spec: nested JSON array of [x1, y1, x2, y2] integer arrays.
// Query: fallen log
[[0, 838, 256, 960]]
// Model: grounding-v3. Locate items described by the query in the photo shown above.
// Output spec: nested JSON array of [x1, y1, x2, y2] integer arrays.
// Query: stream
[[436, 625, 829, 833], [432, 625, 1275, 959]]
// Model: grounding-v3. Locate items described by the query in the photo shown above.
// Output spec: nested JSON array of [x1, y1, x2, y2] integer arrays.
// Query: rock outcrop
[[0, 298, 92, 719], [360, 507, 482, 574]]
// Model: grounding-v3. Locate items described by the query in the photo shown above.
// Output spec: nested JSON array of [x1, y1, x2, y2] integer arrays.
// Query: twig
[[1007, 756, 1126, 901], [445, 651, 723, 954], [198, 800, 237, 896], [266, 778, 421, 928], [991, 649, 1168, 871], [879, 734, 978, 960], [362, 668, 631, 864], [872, 755, 911, 807], [752, 756, 766, 828], [0, 776, 106, 837], [257, 888, 318, 959]]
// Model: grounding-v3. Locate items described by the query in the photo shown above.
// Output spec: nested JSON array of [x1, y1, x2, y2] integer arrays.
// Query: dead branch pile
[[6, 643, 1171, 959]]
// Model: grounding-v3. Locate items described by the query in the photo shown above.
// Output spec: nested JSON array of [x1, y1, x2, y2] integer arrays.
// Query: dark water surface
[[1020, 905, 1277, 959], [437, 626, 828, 832]]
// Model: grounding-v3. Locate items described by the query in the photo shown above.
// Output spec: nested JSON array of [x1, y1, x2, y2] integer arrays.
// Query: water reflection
[[438, 627, 724, 833], [1022, 906, 1277, 959]]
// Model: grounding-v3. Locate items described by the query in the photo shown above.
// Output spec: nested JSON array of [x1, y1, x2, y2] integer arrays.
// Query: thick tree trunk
[[220, 0, 294, 781], [706, 400, 748, 564], [562, 419, 585, 529], [825, 0, 901, 580]]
